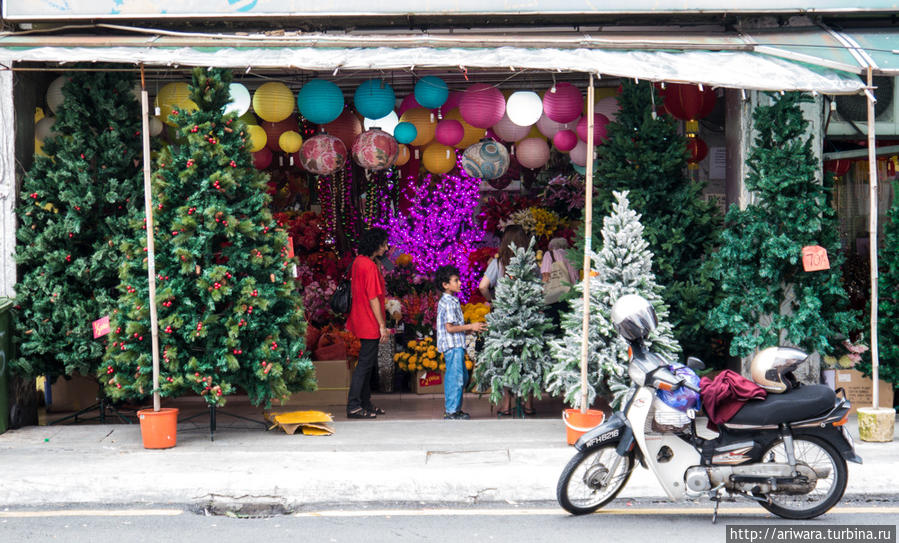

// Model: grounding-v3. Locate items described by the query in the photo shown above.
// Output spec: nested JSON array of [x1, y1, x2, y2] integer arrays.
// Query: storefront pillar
[[0, 68, 17, 299]]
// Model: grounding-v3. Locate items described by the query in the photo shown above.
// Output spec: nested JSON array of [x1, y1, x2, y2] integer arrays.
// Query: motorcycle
[[556, 295, 861, 522]]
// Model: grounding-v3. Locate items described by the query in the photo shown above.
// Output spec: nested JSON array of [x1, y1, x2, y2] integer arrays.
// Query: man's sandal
[[347, 408, 377, 419]]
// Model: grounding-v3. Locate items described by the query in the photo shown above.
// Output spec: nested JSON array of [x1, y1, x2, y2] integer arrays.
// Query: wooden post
[[865, 67, 880, 409], [579, 74, 595, 413]]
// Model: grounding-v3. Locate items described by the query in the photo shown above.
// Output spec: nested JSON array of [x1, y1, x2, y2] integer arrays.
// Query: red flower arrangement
[[478, 192, 538, 236]]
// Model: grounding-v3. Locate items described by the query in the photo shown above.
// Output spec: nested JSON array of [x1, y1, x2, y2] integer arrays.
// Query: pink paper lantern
[[435, 119, 464, 146], [543, 82, 583, 123], [569, 139, 589, 167], [352, 128, 399, 171], [253, 147, 273, 169], [299, 133, 347, 175], [553, 129, 578, 152], [459, 83, 506, 129], [595, 97, 620, 123], [536, 112, 578, 139], [515, 137, 550, 170], [438, 91, 463, 118], [492, 112, 531, 142], [397, 94, 421, 117], [576, 113, 610, 145]]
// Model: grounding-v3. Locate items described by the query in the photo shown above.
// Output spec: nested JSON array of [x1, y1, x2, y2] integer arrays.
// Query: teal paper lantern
[[414, 76, 449, 109], [461, 139, 510, 180], [354, 79, 396, 120], [297, 79, 345, 125], [393, 122, 418, 145]]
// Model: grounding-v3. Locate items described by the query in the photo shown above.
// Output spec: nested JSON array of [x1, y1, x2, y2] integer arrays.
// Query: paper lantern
[[393, 122, 418, 145], [252, 82, 294, 123], [572, 158, 600, 175], [438, 91, 463, 119], [686, 137, 709, 169], [35, 117, 56, 142], [246, 124, 267, 152], [824, 159, 852, 177], [363, 110, 399, 136], [543, 82, 583, 123], [492, 112, 531, 142], [395, 144, 411, 167], [414, 76, 449, 109], [459, 83, 506, 129], [46, 76, 67, 114], [239, 112, 258, 125], [445, 109, 485, 149], [435, 119, 464, 146], [253, 147, 273, 169], [595, 97, 620, 123], [156, 82, 198, 126], [462, 139, 510, 180], [299, 133, 347, 175], [279, 131, 304, 153], [352, 128, 399, 171], [506, 91, 543, 127], [148, 116, 164, 137], [554, 130, 578, 152], [536, 112, 578, 139], [397, 94, 421, 117], [354, 79, 396, 120], [516, 137, 550, 169], [663, 84, 716, 132], [323, 109, 363, 150], [297, 79, 345, 125], [399, 107, 437, 147], [262, 118, 299, 152], [225, 83, 252, 116], [569, 139, 589, 167], [422, 143, 456, 175], [576, 113, 610, 145]]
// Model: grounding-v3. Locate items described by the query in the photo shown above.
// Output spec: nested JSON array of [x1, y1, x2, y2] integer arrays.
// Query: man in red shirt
[[345, 227, 390, 419]]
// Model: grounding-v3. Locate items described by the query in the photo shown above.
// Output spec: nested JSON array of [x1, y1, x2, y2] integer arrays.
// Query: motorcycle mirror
[[686, 356, 706, 372]]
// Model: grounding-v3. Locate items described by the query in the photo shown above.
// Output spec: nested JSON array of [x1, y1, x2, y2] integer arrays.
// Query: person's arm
[[445, 322, 486, 334], [478, 275, 493, 302], [369, 296, 390, 340]]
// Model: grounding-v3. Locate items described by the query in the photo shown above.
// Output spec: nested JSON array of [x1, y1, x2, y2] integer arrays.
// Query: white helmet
[[611, 294, 658, 341], [750, 347, 807, 393]]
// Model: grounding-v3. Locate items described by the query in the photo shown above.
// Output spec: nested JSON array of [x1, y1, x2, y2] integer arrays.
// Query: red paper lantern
[[823, 159, 852, 177], [686, 137, 709, 168], [576, 113, 610, 145], [663, 83, 716, 123], [323, 109, 363, 151], [262, 118, 299, 152], [253, 147, 273, 169]]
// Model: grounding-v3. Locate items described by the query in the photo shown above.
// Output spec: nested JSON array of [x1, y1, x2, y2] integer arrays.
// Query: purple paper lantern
[[435, 119, 464, 146], [438, 91, 463, 118], [536, 111, 578, 139], [576, 113, 610, 145], [492, 112, 531, 142], [553, 130, 578, 152], [459, 83, 506, 129], [397, 94, 421, 117], [543, 82, 583, 123]]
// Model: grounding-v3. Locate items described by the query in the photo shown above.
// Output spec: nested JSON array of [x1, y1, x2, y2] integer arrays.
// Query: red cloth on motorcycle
[[700, 370, 767, 429]]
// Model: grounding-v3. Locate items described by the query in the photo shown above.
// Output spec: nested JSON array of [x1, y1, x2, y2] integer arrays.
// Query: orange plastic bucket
[[563, 408, 606, 445], [137, 407, 179, 449]]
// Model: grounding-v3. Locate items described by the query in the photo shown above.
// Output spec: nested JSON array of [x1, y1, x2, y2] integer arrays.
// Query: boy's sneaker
[[444, 411, 471, 420]]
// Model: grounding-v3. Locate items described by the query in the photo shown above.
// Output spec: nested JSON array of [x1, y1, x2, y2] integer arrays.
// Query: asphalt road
[[2, 501, 897, 543]]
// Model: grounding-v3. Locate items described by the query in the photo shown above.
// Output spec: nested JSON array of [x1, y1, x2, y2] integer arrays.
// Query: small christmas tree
[[102, 68, 315, 407], [14, 71, 143, 380], [545, 191, 680, 408], [473, 238, 551, 405], [708, 92, 857, 359]]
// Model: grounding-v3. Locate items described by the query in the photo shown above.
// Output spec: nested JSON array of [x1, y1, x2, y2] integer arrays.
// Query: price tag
[[286, 236, 295, 258], [802, 245, 830, 272], [92, 316, 111, 338]]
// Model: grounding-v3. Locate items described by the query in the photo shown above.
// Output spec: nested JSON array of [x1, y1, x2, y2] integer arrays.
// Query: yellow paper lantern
[[446, 109, 485, 149], [395, 144, 410, 166], [252, 82, 295, 123], [526, 124, 544, 140], [398, 107, 437, 147], [239, 112, 259, 126], [279, 130, 303, 153], [246, 125, 267, 152], [155, 82, 197, 126], [422, 143, 456, 175]]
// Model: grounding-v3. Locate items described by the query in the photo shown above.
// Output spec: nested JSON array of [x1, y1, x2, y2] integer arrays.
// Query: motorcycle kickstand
[[707, 484, 725, 524]]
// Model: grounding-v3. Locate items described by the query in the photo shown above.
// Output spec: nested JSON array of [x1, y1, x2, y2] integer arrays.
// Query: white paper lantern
[[225, 83, 252, 116], [506, 91, 543, 127], [363, 110, 399, 135], [46, 76, 67, 114], [148, 116, 164, 137], [35, 117, 57, 141]]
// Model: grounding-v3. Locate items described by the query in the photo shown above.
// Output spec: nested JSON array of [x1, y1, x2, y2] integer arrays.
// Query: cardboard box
[[823, 369, 895, 415], [414, 370, 444, 395], [281, 360, 350, 406], [49, 372, 100, 412]]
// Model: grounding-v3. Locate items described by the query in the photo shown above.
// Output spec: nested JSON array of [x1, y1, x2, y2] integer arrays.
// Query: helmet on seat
[[611, 294, 658, 341], [750, 347, 807, 393]]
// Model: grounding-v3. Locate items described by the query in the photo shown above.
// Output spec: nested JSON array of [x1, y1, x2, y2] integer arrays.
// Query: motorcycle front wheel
[[758, 435, 848, 520], [557, 444, 633, 515]]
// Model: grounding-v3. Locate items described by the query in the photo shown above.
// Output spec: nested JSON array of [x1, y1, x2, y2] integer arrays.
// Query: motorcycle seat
[[725, 384, 835, 427]]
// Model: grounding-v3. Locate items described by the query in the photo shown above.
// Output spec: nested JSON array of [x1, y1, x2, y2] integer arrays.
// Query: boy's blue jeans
[[443, 347, 467, 414]]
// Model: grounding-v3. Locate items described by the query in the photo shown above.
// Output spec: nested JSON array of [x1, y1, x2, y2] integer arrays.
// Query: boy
[[435, 265, 487, 420]]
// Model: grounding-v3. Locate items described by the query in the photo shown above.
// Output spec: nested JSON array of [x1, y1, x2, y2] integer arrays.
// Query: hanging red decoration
[[323, 108, 363, 151], [686, 137, 708, 169], [662, 84, 716, 128], [262, 117, 300, 152], [823, 159, 852, 178]]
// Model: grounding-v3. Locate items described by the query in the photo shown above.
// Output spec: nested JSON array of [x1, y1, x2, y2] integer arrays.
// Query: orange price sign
[[802, 245, 830, 272], [92, 316, 111, 338], [286, 236, 295, 259]]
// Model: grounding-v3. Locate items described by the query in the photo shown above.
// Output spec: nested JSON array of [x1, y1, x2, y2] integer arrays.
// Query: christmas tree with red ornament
[[102, 67, 315, 407]]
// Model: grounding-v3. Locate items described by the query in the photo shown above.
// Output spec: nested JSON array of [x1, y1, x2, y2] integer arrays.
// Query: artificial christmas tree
[[708, 92, 856, 363], [473, 239, 551, 408], [14, 71, 143, 385], [589, 81, 720, 364], [545, 191, 680, 409], [102, 67, 315, 409]]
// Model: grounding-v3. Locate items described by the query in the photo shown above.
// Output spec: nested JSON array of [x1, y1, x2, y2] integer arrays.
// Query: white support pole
[[140, 66, 162, 412], [579, 74, 595, 413], [865, 67, 880, 409]]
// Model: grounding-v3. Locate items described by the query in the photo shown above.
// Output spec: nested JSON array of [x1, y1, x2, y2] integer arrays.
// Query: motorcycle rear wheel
[[757, 435, 847, 520], [557, 445, 633, 515]]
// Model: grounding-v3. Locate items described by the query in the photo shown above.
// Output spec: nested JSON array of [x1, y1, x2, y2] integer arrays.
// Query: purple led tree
[[378, 158, 484, 300]]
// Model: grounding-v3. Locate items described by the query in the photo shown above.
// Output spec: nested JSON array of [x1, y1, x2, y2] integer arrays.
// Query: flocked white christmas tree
[[545, 191, 681, 408], [473, 238, 552, 405]]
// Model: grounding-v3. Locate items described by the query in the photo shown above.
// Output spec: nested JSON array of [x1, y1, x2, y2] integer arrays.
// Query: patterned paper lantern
[[395, 144, 411, 167], [246, 124, 267, 152], [462, 139, 510, 180], [253, 147, 273, 169], [414, 76, 449, 109], [445, 109, 485, 149], [515, 137, 550, 170], [576, 113, 610, 145], [252, 82, 295, 123], [297, 79, 345, 125], [397, 94, 421, 117], [262, 118, 299, 152], [543, 82, 583, 123], [459, 83, 506, 129], [354, 79, 396, 120], [435, 119, 464, 146], [352, 128, 399, 171], [422, 143, 456, 174], [569, 139, 589, 167], [686, 137, 709, 169], [323, 108, 363, 150], [595, 97, 620, 123], [156, 82, 198, 126], [299, 133, 347, 175], [393, 122, 418, 144], [279, 131, 304, 153], [225, 83, 252, 116], [399, 107, 437, 147], [46, 76, 67, 114], [553, 130, 578, 152], [492, 112, 531, 142], [363, 110, 399, 135], [505, 91, 543, 127]]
